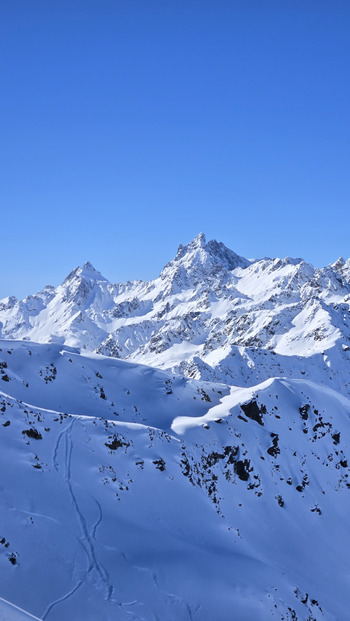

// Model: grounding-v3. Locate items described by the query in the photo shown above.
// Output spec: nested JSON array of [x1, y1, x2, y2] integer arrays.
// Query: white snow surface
[[1, 234, 350, 620]]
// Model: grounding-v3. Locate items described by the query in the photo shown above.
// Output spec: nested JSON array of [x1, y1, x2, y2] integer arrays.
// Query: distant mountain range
[[1, 233, 350, 393]]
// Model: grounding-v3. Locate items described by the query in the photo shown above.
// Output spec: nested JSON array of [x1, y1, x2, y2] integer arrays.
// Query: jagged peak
[[82, 260, 98, 271], [63, 261, 108, 284], [170, 233, 249, 272], [175, 233, 206, 259], [331, 257, 346, 270], [0, 295, 18, 310], [191, 231, 206, 246]]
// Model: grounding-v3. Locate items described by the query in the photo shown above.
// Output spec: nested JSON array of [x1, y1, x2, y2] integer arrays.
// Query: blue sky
[[1, 1, 349, 297]]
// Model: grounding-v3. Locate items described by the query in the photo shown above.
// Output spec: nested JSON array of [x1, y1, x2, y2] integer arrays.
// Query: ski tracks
[[43, 417, 115, 619], [120, 552, 197, 621], [47, 419, 197, 620]]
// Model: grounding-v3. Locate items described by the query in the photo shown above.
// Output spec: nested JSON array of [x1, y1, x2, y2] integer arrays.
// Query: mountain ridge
[[1, 337, 350, 619], [1, 234, 349, 396]]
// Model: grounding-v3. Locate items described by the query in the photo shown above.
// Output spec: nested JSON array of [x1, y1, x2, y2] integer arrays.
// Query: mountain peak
[[82, 260, 98, 272], [191, 231, 206, 247], [174, 233, 249, 269], [175, 233, 206, 259], [331, 257, 346, 270], [63, 261, 108, 285], [160, 233, 250, 288]]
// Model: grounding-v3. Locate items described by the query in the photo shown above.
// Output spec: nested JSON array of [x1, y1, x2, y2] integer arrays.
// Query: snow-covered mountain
[[1, 235, 350, 620], [1, 233, 350, 395], [1, 339, 350, 620]]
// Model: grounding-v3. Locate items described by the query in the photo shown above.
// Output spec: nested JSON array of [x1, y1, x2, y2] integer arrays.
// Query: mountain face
[[1, 235, 350, 620], [1, 234, 349, 395]]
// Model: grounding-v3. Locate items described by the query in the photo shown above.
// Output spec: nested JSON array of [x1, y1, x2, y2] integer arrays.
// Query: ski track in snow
[[43, 418, 115, 619], [91, 497, 103, 541], [47, 419, 196, 620], [120, 551, 196, 621], [41, 580, 84, 620]]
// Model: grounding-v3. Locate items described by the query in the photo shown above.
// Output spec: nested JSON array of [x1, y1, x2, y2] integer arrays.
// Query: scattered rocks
[[299, 404, 310, 420], [153, 458, 166, 471], [105, 435, 130, 451], [267, 433, 280, 458], [22, 428, 42, 440], [234, 459, 250, 481], [240, 401, 266, 426]]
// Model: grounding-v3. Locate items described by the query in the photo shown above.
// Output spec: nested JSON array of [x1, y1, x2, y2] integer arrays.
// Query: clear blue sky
[[1, 0, 349, 298]]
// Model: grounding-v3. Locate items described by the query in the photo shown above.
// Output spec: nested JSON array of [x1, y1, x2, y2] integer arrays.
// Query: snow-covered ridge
[[1, 234, 349, 396], [1, 339, 350, 619]]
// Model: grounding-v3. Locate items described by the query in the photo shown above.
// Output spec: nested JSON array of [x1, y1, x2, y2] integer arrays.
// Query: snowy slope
[[1, 234, 349, 397], [0, 598, 40, 620], [1, 341, 350, 619], [1, 236, 350, 620]]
